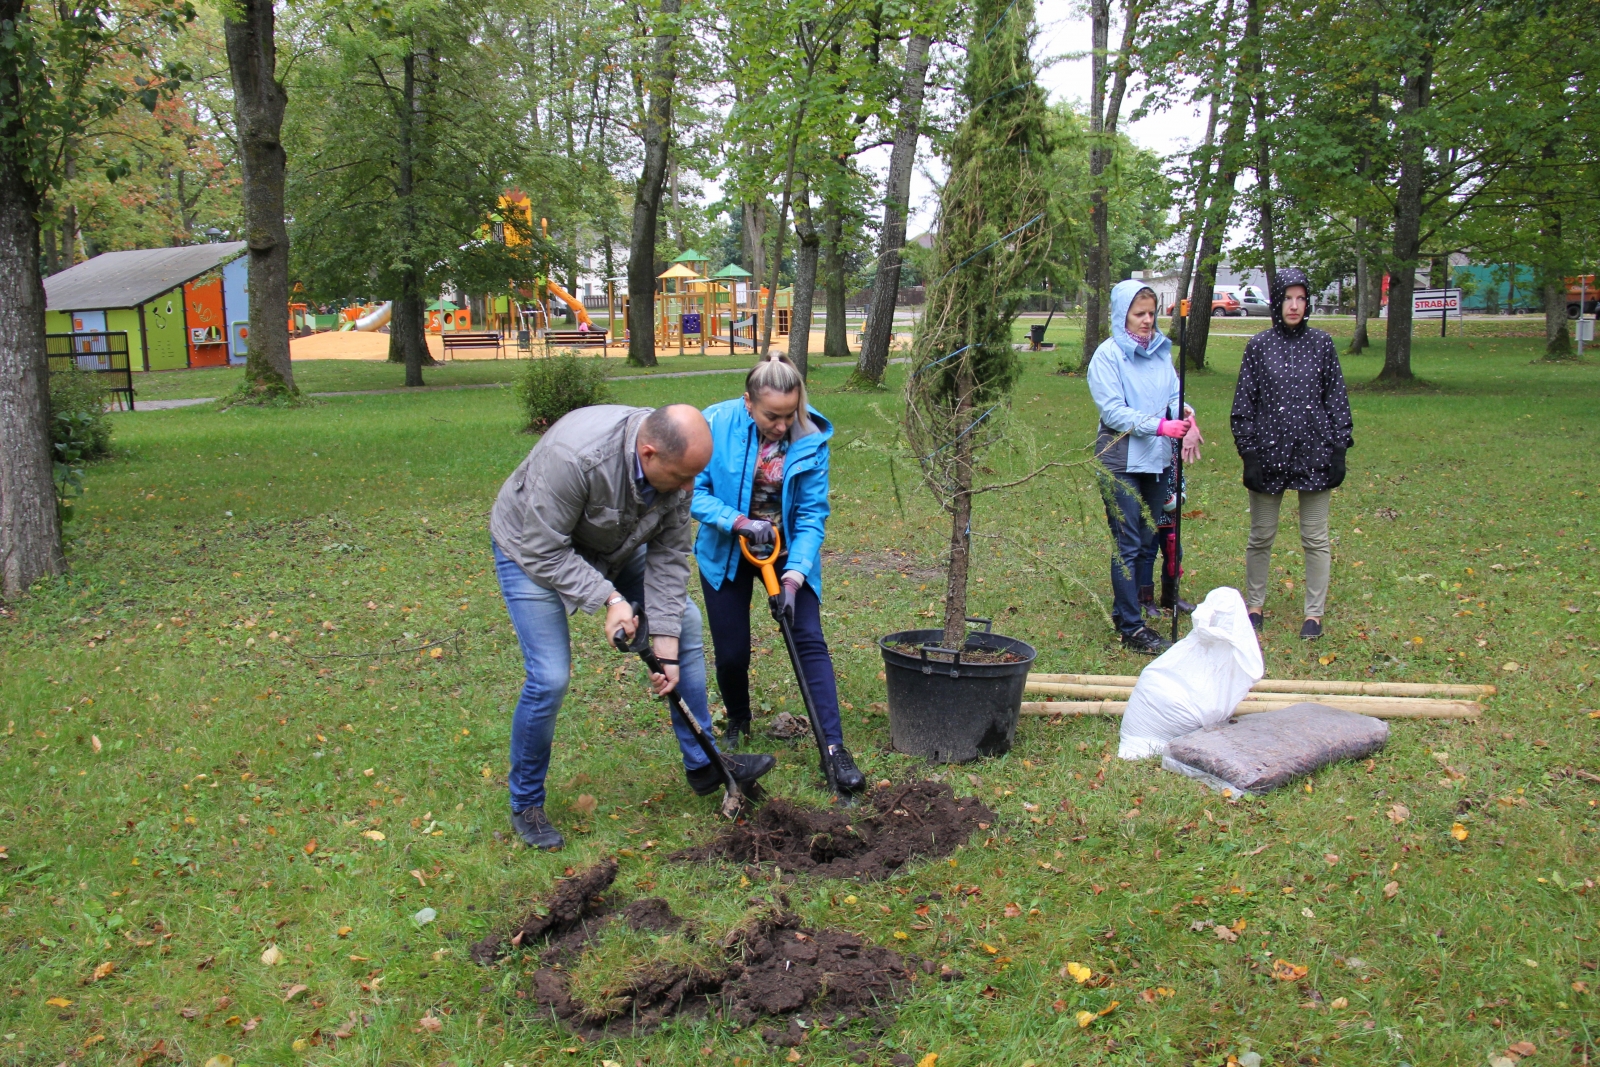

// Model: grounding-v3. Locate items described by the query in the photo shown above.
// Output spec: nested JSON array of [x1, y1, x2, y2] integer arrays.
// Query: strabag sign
[[1413, 287, 1463, 318]]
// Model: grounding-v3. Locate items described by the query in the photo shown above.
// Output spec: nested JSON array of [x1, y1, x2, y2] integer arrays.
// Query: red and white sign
[[1413, 288, 1463, 318]]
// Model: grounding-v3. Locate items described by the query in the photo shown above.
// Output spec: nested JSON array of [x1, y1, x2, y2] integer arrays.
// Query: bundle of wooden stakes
[[1021, 674, 1492, 720]]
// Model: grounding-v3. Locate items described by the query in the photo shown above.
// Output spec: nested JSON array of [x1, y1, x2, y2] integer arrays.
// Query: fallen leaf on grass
[[203, 1057, 234, 1067], [429, 646, 444, 659], [1330, 996, 1349, 1009], [1451, 823, 1470, 841], [1003, 903, 1023, 918], [1383, 881, 1400, 900], [180, 1008, 201, 1019], [1075, 1001, 1119, 1027], [1318, 653, 1337, 666], [361, 830, 385, 841], [785, 1052, 801, 1064], [91, 961, 116, 981], [409, 868, 428, 887], [1271, 959, 1309, 982], [1065, 961, 1092, 983], [45, 996, 72, 1008], [1574, 981, 1591, 994], [1324, 852, 1340, 865], [337, 925, 353, 937], [1505, 1041, 1537, 1059], [260, 944, 284, 966], [91, 734, 102, 753], [916, 1055, 938, 1067], [1386, 803, 1410, 825], [303, 838, 317, 855], [1139, 987, 1175, 1003], [241, 1017, 260, 1033], [417, 1012, 443, 1033], [1214, 925, 1239, 944], [283, 984, 309, 1002]]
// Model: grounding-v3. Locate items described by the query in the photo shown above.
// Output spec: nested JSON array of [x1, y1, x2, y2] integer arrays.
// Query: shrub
[[517, 352, 611, 432], [49, 364, 112, 457], [48, 365, 113, 527]]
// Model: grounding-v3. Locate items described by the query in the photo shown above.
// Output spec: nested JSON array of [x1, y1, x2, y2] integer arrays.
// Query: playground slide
[[544, 280, 596, 330], [348, 302, 392, 331]]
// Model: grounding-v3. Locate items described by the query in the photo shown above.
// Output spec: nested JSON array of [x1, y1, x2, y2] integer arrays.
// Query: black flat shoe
[[829, 746, 866, 793], [510, 805, 564, 850], [1300, 618, 1323, 640], [1120, 626, 1171, 656], [1248, 611, 1264, 632], [686, 752, 776, 796]]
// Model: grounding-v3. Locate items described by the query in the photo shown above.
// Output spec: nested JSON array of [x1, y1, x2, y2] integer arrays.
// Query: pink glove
[[1181, 420, 1203, 464], [1157, 418, 1191, 439]]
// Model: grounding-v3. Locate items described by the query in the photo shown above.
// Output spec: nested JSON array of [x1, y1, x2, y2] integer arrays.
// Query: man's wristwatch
[[604, 592, 627, 608]]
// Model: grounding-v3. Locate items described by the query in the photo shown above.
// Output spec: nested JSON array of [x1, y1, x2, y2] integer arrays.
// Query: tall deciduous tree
[[1, 0, 190, 597], [854, 31, 930, 385], [225, 0, 294, 394], [1076, 0, 1139, 370], [625, 0, 681, 367]]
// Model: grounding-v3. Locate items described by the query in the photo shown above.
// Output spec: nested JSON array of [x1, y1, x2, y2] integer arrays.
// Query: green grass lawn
[[5, 339, 1597, 1066]]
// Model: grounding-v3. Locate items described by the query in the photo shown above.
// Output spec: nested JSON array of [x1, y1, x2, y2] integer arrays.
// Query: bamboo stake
[[1020, 699, 1481, 720], [1026, 673, 1495, 699], [1025, 681, 1484, 712]]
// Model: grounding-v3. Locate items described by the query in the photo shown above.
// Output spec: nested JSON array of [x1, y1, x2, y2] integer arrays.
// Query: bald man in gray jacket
[[490, 403, 775, 849]]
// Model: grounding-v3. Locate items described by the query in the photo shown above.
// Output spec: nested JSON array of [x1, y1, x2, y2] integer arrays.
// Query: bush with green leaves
[[516, 353, 611, 433], [48, 366, 113, 525]]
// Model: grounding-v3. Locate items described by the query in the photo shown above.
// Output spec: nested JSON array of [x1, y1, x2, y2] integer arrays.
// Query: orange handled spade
[[739, 529, 842, 799]]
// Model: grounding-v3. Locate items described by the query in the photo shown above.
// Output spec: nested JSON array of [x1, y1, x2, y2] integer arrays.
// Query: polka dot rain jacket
[[1229, 267, 1354, 494]]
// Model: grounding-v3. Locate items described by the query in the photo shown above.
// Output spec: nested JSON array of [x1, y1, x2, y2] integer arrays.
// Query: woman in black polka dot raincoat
[[1230, 267, 1353, 640]]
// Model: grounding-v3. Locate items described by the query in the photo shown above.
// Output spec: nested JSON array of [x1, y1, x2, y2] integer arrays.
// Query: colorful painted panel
[[185, 275, 229, 368]]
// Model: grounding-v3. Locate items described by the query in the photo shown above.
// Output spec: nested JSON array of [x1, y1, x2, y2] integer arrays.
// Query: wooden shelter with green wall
[[44, 242, 248, 371]]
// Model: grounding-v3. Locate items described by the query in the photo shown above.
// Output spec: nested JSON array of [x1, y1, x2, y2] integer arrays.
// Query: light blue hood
[[1108, 279, 1172, 361]]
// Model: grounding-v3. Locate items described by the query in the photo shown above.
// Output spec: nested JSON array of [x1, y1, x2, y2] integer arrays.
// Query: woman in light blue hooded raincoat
[[1087, 280, 1203, 655]]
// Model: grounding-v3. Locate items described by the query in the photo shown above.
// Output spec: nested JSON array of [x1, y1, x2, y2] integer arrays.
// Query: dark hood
[[1270, 267, 1312, 336]]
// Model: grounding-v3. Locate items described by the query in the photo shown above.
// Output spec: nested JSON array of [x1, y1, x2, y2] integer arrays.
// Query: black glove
[[733, 516, 774, 547], [1241, 452, 1265, 493], [1327, 448, 1348, 489]]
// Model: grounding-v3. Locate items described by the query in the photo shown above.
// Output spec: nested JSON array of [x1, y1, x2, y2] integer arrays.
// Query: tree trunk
[[1543, 283, 1572, 357], [742, 200, 768, 295], [1349, 217, 1370, 354], [0, 145, 65, 597], [1378, 55, 1430, 384], [941, 370, 977, 650], [760, 117, 805, 356], [855, 32, 931, 385], [626, 0, 681, 367], [1181, 0, 1260, 372], [224, 0, 295, 394], [788, 181, 820, 378], [1253, 84, 1276, 293], [1171, 91, 1222, 342], [822, 195, 849, 359], [1078, 0, 1111, 371]]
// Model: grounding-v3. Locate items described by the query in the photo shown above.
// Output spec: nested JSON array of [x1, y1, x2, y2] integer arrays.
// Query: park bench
[[441, 331, 504, 360], [543, 329, 610, 352]]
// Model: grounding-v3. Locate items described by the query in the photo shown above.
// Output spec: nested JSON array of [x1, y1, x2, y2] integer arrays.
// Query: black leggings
[[699, 559, 844, 749]]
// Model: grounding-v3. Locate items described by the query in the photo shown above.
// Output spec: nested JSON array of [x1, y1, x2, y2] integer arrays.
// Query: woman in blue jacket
[[1087, 280, 1203, 655], [692, 354, 865, 793]]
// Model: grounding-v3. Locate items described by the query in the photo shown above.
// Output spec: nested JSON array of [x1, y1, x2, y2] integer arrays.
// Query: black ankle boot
[[1161, 578, 1195, 615], [1139, 584, 1159, 621]]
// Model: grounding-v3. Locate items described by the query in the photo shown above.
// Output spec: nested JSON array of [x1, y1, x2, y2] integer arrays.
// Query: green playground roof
[[425, 299, 460, 310], [671, 248, 710, 263], [710, 263, 752, 278]]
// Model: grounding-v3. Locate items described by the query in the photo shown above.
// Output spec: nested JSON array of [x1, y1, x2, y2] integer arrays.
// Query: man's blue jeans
[[1100, 469, 1164, 636], [492, 541, 716, 813]]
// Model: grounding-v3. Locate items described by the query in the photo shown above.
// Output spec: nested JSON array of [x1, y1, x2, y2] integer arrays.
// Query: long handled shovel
[[739, 532, 843, 801], [612, 605, 744, 819], [1172, 312, 1188, 645]]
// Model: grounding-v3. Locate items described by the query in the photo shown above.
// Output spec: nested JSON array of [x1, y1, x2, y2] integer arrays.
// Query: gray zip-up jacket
[[490, 405, 692, 638]]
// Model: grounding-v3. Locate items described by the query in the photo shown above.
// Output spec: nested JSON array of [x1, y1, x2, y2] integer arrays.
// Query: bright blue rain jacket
[[1086, 278, 1182, 474], [692, 398, 833, 596]]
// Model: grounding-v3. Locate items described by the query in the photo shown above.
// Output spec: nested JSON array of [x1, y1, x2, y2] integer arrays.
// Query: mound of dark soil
[[469, 858, 619, 965], [674, 780, 995, 880]]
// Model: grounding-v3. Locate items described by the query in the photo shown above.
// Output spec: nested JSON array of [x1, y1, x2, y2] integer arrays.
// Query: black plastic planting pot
[[878, 617, 1037, 763]]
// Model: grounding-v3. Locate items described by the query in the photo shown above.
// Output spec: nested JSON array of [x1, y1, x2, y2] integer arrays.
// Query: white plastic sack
[[1118, 587, 1264, 759]]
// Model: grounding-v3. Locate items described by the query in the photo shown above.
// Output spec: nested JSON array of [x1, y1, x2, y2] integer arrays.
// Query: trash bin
[[1028, 324, 1046, 348]]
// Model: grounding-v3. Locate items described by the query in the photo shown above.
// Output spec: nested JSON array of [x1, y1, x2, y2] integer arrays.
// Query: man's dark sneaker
[[1248, 610, 1264, 633], [510, 805, 564, 850], [686, 752, 776, 797], [720, 718, 751, 751], [829, 745, 866, 793], [1121, 626, 1171, 656], [1300, 618, 1323, 640]]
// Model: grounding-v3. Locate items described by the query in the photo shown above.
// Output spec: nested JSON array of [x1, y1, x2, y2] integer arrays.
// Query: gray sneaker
[[510, 805, 564, 850]]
